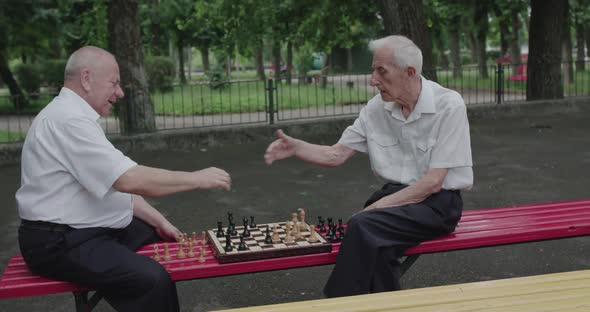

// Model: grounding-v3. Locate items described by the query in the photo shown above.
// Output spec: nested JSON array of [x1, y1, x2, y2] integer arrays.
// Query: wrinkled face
[[369, 48, 408, 102], [87, 58, 124, 116]]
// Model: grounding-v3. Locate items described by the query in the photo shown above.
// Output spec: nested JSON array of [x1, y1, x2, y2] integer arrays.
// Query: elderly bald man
[[16, 46, 231, 311], [264, 35, 473, 297]]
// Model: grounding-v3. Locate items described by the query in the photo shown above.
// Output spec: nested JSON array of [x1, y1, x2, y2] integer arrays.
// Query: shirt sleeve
[[337, 107, 369, 153], [429, 102, 473, 169], [55, 117, 137, 199]]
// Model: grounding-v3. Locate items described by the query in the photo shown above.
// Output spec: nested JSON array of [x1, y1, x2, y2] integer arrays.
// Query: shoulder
[[427, 79, 466, 114]]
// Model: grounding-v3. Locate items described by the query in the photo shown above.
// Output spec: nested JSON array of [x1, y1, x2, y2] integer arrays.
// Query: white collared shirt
[[338, 77, 473, 190], [16, 87, 137, 229]]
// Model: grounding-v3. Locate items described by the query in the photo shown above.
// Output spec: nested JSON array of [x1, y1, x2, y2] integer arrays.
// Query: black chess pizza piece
[[264, 225, 273, 244], [216, 221, 225, 238], [242, 218, 251, 237], [224, 232, 233, 252], [237, 235, 248, 251], [249, 216, 256, 228]]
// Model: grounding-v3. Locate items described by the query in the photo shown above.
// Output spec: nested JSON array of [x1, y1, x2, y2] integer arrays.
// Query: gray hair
[[368, 35, 423, 75], [64, 46, 114, 81]]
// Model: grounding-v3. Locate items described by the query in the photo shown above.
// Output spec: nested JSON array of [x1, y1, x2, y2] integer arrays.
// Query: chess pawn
[[249, 216, 256, 228], [291, 212, 298, 224], [152, 244, 161, 261], [284, 222, 294, 243], [163, 243, 172, 261], [177, 244, 186, 259], [298, 208, 308, 230], [188, 239, 195, 257], [192, 231, 197, 242], [198, 246, 206, 263], [271, 224, 281, 243], [201, 230, 208, 246], [224, 232, 233, 252], [308, 225, 319, 243], [237, 235, 248, 251]]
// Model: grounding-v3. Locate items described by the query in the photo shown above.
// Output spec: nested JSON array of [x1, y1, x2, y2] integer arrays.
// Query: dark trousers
[[323, 183, 463, 298], [18, 217, 179, 312]]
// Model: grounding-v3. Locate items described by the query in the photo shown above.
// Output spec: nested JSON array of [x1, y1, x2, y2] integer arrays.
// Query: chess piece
[[337, 218, 345, 241], [163, 243, 172, 261], [298, 208, 308, 230], [264, 225, 273, 244], [192, 231, 197, 242], [198, 246, 206, 263], [284, 222, 294, 243], [318, 216, 326, 233], [228, 220, 237, 236], [216, 221, 225, 237], [326, 222, 336, 241], [294, 221, 303, 240], [237, 235, 248, 251], [201, 231, 208, 246], [177, 243, 186, 259], [188, 239, 195, 257], [308, 225, 319, 242], [291, 212, 298, 224], [227, 212, 234, 223], [224, 232, 233, 252], [249, 216, 257, 228], [242, 218, 251, 237], [152, 244, 161, 261], [271, 224, 281, 243]]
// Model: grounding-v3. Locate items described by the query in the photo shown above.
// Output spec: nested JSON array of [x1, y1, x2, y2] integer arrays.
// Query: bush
[[40, 59, 66, 94], [145, 56, 175, 92], [206, 66, 228, 90], [14, 63, 42, 98]]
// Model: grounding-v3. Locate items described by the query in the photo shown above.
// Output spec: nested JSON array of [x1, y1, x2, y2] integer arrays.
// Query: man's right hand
[[193, 167, 232, 191], [264, 129, 298, 165]]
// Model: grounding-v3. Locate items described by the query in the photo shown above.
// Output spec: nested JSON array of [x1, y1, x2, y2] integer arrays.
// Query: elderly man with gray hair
[[264, 35, 473, 297], [17, 46, 231, 311]]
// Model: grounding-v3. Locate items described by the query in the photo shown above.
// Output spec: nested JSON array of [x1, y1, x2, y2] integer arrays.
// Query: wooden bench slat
[[210, 270, 590, 312]]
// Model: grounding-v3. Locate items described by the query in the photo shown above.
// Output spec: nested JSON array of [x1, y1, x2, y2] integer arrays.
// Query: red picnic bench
[[2, 198, 590, 311]]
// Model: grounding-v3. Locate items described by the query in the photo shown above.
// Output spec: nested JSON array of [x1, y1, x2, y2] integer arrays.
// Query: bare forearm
[[367, 168, 448, 210], [293, 141, 355, 167], [113, 165, 230, 197], [132, 195, 168, 228]]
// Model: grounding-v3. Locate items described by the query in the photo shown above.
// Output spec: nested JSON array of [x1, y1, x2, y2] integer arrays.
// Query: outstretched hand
[[193, 167, 232, 191], [264, 129, 298, 165], [156, 221, 182, 241]]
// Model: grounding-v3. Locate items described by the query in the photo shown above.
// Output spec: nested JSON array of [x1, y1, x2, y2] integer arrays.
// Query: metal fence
[[1, 61, 589, 144]]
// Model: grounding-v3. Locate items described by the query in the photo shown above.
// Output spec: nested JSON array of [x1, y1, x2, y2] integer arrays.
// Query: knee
[[347, 212, 372, 234], [137, 263, 173, 292]]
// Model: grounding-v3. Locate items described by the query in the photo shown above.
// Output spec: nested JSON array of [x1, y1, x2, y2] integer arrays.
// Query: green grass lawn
[[0, 130, 25, 142]]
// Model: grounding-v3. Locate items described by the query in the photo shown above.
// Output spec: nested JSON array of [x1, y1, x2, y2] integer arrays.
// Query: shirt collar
[[60, 87, 100, 121], [383, 76, 435, 122]]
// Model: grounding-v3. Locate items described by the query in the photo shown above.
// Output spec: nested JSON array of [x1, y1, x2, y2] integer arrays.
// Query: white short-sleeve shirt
[[16, 88, 137, 229], [338, 77, 473, 190]]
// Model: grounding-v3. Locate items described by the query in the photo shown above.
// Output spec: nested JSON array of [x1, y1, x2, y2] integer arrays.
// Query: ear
[[405, 66, 417, 77], [80, 68, 92, 92]]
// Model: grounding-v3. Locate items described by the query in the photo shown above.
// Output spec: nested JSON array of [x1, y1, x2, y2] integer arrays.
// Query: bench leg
[[73, 291, 103, 312], [400, 255, 420, 277]]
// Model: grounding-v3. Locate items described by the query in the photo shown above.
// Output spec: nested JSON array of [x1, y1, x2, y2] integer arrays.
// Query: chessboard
[[207, 222, 332, 264]]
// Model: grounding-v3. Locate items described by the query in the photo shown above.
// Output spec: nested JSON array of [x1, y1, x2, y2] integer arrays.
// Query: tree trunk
[[320, 53, 330, 88], [435, 34, 449, 70], [200, 46, 210, 73], [254, 42, 265, 81], [286, 40, 293, 85], [509, 9, 522, 75], [527, 0, 565, 100], [396, 0, 437, 81], [177, 38, 186, 84], [377, 0, 401, 35], [586, 29, 590, 58], [492, 3, 509, 55], [562, 0, 573, 85], [0, 21, 28, 110], [107, 0, 156, 134], [450, 27, 462, 78], [575, 16, 585, 71], [467, 31, 477, 63], [474, 2, 489, 79]]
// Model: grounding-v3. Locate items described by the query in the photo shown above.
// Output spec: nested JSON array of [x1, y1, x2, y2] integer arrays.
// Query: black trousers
[[323, 183, 463, 298], [18, 217, 179, 312]]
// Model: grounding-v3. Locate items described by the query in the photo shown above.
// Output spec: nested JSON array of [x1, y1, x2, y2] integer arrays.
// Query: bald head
[[64, 46, 117, 82]]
